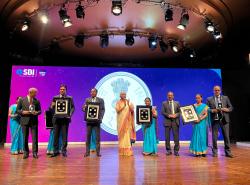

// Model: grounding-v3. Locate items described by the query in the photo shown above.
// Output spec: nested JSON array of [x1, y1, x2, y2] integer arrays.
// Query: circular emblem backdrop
[[95, 72, 152, 135]]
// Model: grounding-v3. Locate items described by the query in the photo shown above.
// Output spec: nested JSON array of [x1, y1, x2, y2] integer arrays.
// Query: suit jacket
[[161, 100, 181, 126], [206, 95, 233, 123], [16, 96, 41, 126], [83, 97, 105, 124], [52, 95, 75, 122]]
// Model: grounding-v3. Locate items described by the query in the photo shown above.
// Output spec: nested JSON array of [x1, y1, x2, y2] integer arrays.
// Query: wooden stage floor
[[0, 144, 250, 185]]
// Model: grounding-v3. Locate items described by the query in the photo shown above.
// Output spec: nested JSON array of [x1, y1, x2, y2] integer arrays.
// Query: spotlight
[[159, 40, 168, 52], [165, 6, 173, 22], [186, 48, 196, 58], [21, 17, 31, 31], [76, 2, 85, 19], [112, 0, 122, 16], [100, 33, 109, 48], [177, 10, 189, 30], [125, 34, 134, 46], [39, 11, 49, 24], [205, 19, 215, 33], [74, 34, 85, 48], [148, 35, 158, 50], [59, 5, 72, 27], [213, 29, 222, 40], [170, 42, 179, 53]]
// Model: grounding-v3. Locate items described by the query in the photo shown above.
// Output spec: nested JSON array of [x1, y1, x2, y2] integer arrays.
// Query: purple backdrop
[[7, 66, 222, 142]]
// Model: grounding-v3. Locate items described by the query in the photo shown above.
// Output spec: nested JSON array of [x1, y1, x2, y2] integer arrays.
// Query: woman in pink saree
[[116, 92, 136, 156]]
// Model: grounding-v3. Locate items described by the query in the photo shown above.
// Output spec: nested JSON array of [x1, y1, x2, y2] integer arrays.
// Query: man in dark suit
[[206, 85, 233, 158], [83, 88, 105, 157], [16, 88, 41, 159], [51, 84, 75, 157], [161, 91, 181, 156]]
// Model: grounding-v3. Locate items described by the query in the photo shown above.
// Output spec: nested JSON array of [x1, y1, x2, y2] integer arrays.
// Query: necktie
[[170, 101, 175, 114]]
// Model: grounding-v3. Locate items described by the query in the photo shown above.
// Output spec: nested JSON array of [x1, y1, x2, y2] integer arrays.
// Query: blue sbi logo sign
[[16, 69, 37, 77]]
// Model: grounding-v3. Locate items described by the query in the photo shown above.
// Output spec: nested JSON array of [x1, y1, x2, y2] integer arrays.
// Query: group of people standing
[[8, 84, 233, 159]]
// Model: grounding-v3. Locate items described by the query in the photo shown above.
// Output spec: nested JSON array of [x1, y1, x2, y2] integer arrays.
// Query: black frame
[[136, 105, 152, 125], [85, 102, 101, 123], [54, 97, 71, 118]]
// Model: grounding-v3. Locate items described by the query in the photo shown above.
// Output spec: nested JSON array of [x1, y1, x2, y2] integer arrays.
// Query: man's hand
[[22, 111, 31, 115], [31, 111, 39, 115], [221, 108, 229, 112], [211, 109, 218, 113]]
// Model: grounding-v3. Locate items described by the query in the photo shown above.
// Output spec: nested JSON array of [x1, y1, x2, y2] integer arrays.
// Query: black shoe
[[96, 153, 102, 157], [202, 154, 206, 157], [174, 152, 180, 156], [166, 151, 172, 155], [23, 153, 29, 159], [33, 153, 38, 159], [84, 153, 90, 157], [212, 153, 218, 157], [50, 153, 59, 158], [225, 153, 233, 158], [62, 152, 67, 157]]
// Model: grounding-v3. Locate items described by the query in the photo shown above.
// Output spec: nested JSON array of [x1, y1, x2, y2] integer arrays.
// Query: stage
[[0, 144, 250, 185]]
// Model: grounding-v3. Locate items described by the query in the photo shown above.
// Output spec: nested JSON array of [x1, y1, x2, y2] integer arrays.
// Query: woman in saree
[[46, 106, 63, 155], [8, 97, 23, 155], [116, 92, 136, 156], [90, 130, 97, 152], [142, 97, 158, 156], [189, 94, 210, 157]]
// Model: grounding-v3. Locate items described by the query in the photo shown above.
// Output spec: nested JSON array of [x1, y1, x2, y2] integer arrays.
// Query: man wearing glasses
[[207, 85, 234, 158]]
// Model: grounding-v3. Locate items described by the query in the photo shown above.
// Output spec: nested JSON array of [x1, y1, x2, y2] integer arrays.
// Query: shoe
[[96, 153, 102, 157], [23, 153, 29, 159], [174, 152, 180, 156], [225, 153, 233, 158], [166, 151, 172, 155], [62, 152, 67, 157], [212, 153, 218, 157], [202, 154, 206, 157], [50, 153, 59, 158], [33, 153, 38, 159], [84, 153, 90, 157]]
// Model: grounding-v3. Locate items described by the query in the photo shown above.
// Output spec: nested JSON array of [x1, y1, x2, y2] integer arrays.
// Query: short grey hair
[[28, 87, 38, 93]]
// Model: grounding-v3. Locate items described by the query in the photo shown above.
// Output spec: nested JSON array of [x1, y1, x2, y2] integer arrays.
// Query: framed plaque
[[136, 105, 152, 125], [54, 97, 71, 118], [45, 110, 53, 129], [180, 105, 199, 124], [85, 102, 100, 122]]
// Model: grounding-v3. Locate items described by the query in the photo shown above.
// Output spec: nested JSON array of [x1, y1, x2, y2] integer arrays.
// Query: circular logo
[[95, 71, 152, 135]]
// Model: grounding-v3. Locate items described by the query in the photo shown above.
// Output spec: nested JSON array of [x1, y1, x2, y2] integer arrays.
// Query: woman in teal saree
[[8, 97, 23, 155], [142, 97, 158, 156], [189, 94, 210, 157]]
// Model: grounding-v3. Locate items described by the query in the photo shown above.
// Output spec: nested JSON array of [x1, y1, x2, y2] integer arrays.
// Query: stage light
[[205, 19, 215, 33], [165, 6, 173, 22], [177, 10, 189, 30], [74, 34, 85, 48], [39, 11, 49, 24], [21, 17, 31, 31], [59, 5, 72, 27], [148, 35, 158, 50], [213, 29, 222, 40], [100, 33, 109, 48], [187, 48, 196, 58], [170, 42, 179, 53], [112, 0, 122, 16], [159, 40, 168, 53], [76, 2, 85, 19], [125, 34, 134, 46]]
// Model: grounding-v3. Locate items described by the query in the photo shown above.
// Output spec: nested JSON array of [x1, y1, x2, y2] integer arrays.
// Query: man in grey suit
[[50, 84, 75, 158], [83, 88, 105, 157], [161, 91, 181, 156], [16, 88, 41, 159], [206, 85, 233, 158]]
